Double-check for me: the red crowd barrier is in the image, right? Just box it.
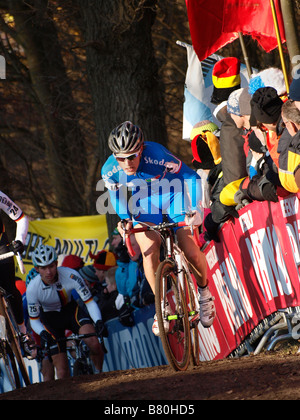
[197,193,300,361]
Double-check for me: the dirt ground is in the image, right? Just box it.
[1,349,300,401]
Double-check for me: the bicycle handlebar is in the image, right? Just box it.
[0,251,26,275]
[122,220,202,257]
[56,333,98,342]
[0,251,15,260]
[56,332,108,354]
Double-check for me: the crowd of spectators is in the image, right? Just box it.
[189,58,300,243]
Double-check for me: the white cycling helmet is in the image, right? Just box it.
[108,121,144,156]
[32,244,57,267]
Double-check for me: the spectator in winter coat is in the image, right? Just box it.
[280,99,300,192]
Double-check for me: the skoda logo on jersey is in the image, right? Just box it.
[144,156,165,166]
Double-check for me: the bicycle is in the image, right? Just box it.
[123,217,202,371]
[62,332,107,376]
[0,250,30,390]
[40,332,108,377]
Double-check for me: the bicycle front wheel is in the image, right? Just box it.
[155,260,190,371]
[0,338,21,390]
[0,295,30,387]
[184,268,200,366]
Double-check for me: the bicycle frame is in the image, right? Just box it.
[42,332,107,377]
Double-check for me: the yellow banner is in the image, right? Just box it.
[16,214,108,281]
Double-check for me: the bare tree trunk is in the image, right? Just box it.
[77,0,168,233]
[280,0,300,71]
[7,0,88,216]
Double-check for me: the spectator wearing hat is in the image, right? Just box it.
[211,57,241,108]
[110,227,122,252]
[279,99,300,193]
[228,87,252,130]
[210,58,248,187]
[79,265,99,286]
[218,87,252,211]
[250,87,284,169]
[89,250,117,284]
[61,254,84,271]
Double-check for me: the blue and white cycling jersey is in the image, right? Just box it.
[101,141,203,224]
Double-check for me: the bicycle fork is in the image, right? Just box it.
[175,251,200,328]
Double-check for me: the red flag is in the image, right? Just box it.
[223,0,286,52]
[185,0,238,61]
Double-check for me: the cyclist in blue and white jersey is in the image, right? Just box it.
[101,121,216,335]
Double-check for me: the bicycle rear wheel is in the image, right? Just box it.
[155,260,190,371]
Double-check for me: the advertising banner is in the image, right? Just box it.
[201,193,300,359]
[16,214,108,280]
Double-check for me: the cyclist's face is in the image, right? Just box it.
[115,150,142,175]
[36,261,58,284]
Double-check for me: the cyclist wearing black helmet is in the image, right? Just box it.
[102,121,216,336]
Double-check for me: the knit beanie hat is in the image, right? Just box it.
[227,88,243,116]
[250,87,283,126]
[79,265,99,283]
[89,250,117,271]
[211,57,241,105]
[190,120,221,170]
[289,74,300,102]
[61,254,84,270]
[239,87,252,115]
[248,68,286,96]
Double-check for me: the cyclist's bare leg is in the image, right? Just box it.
[177,228,207,287]
[52,352,70,379]
[80,323,104,372]
[134,225,161,294]
[41,358,55,382]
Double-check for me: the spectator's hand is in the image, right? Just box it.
[95,319,108,338]
[261,183,278,202]
[234,190,251,210]
[8,240,24,255]
[40,330,56,349]
[185,210,203,227]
